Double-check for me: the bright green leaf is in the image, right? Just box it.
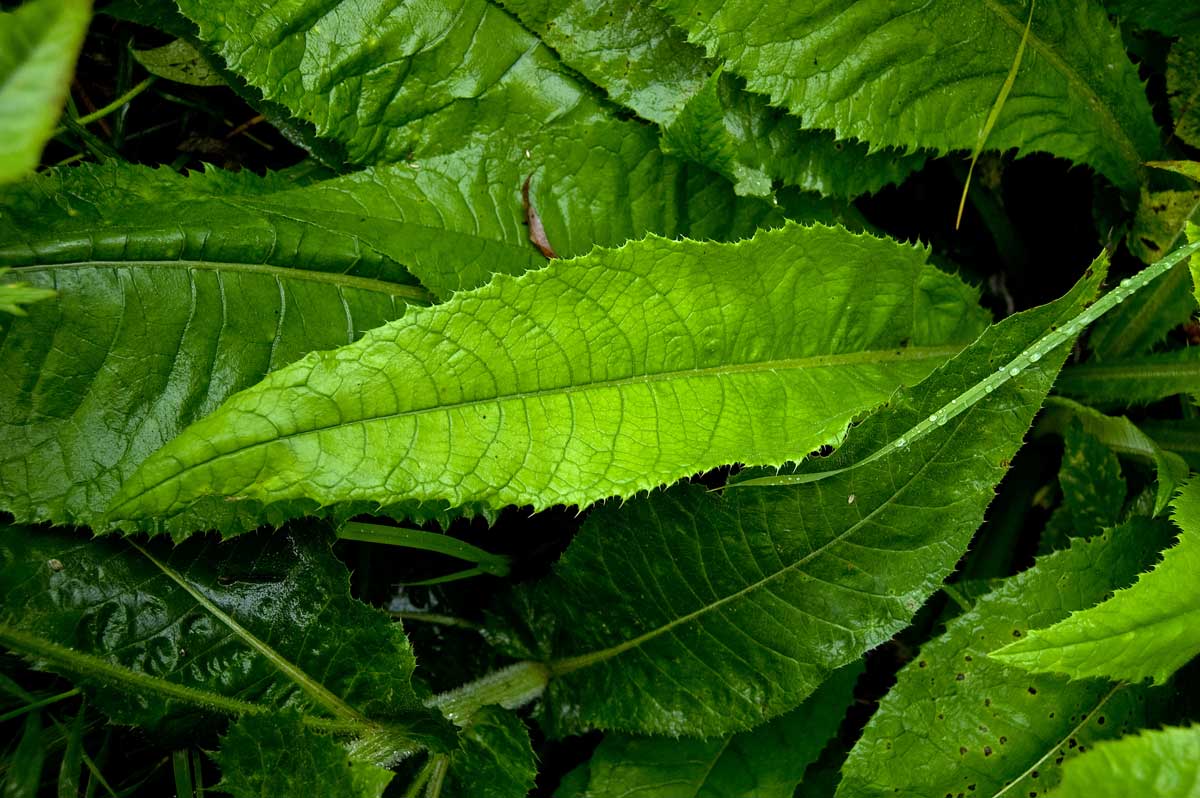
[106,223,988,530]
[0,267,54,315]
[571,664,860,798]
[0,0,91,185]
[837,518,1175,798]
[656,0,1161,193]
[1050,725,1200,798]
[992,478,1200,684]
[486,261,1100,737]
[214,712,394,798]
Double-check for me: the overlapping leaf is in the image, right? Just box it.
[497,0,922,198]
[1104,1,1200,36]
[1056,348,1200,405]
[557,664,860,798]
[106,223,988,529]
[0,524,448,751]
[485,261,1099,737]
[657,0,1160,192]
[0,0,90,185]
[441,707,537,798]
[837,518,1175,798]
[1050,725,1200,798]
[992,478,1200,683]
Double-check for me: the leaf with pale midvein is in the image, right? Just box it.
[0,524,449,752]
[496,0,921,198]
[835,518,1174,798]
[1049,725,1200,798]
[0,133,798,301]
[562,664,860,798]
[0,256,417,536]
[485,262,1101,737]
[214,713,394,798]
[992,479,1200,684]
[656,0,1160,193]
[106,223,988,529]
[0,0,91,185]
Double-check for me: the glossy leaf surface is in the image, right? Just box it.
[837,518,1174,798]
[657,0,1160,192]
[1050,725,1200,798]
[992,478,1200,684]
[108,224,988,527]
[488,263,1098,737]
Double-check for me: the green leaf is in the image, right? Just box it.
[132,39,225,87]
[0,249,419,535]
[836,517,1175,798]
[1039,418,1125,553]
[441,707,536,798]
[992,478,1200,684]
[0,0,91,185]
[5,712,47,798]
[656,0,1161,193]
[1038,397,1188,515]
[0,267,54,315]
[1055,348,1200,405]
[1103,1,1200,36]
[1089,260,1195,358]
[1128,189,1200,264]
[213,712,394,798]
[571,664,860,798]
[486,260,1100,737]
[107,223,987,529]
[496,0,922,198]
[1049,725,1200,798]
[1168,38,1200,149]
[0,524,448,755]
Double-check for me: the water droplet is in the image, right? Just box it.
[937,415,947,425]
[1009,367,1021,376]
[1030,352,1042,362]
[1120,278,1132,288]
[896,438,907,448]
[985,384,995,393]
[929,414,939,423]
[847,494,856,504]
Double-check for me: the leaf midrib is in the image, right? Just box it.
[548,404,967,676]
[112,342,963,511]
[9,260,433,302]
[980,0,1143,170]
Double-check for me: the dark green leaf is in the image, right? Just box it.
[1040,419,1126,552]
[1056,348,1200,405]
[214,712,393,798]
[572,664,860,798]
[441,707,536,798]
[837,517,1175,798]
[1103,1,1200,36]
[1168,38,1200,149]
[488,260,1100,737]
[4,713,46,798]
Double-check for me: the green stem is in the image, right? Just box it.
[426,662,549,724]
[338,522,510,577]
[57,77,156,135]
[390,612,482,631]
[0,687,80,724]
[424,755,449,798]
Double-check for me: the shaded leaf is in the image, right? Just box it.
[992,478,1200,684]
[1089,260,1195,358]
[1103,1,1200,36]
[1128,189,1200,264]
[0,524,446,754]
[107,224,988,530]
[497,0,922,198]
[441,707,536,798]
[486,261,1100,737]
[1040,419,1125,553]
[1168,38,1200,149]
[837,518,1174,798]
[572,664,860,798]
[1049,725,1200,798]
[0,0,90,185]
[1055,347,1200,405]
[656,0,1160,192]
[5,712,46,798]
[214,712,393,798]
[132,39,224,87]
